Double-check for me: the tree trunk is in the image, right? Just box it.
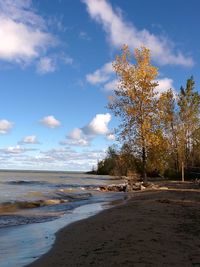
[171,123,179,172]
[142,146,147,182]
[181,161,185,182]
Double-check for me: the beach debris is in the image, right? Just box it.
[98,180,170,192]
[99,183,127,192]
[141,185,146,190]
[158,186,169,190]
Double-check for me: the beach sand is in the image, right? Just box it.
[27,185,200,267]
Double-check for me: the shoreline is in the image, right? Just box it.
[27,188,200,267]
[0,197,126,267]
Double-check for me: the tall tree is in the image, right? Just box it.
[177,76,200,170]
[109,45,159,182]
[158,89,179,171]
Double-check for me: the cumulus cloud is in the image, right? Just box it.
[86,61,119,91]
[0,0,57,65]
[156,78,176,95]
[86,62,113,84]
[0,119,13,134]
[68,128,83,140]
[65,128,90,147]
[40,115,61,128]
[87,60,175,98]
[83,113,111,135]
[104,79,119,91]
[66,128,89,146]
[83,0,193,67]
[63,113,112,147]
[19,135,39,144]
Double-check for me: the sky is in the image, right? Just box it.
[0,0,199,171]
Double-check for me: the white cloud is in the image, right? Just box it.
[3,145,24,154]
[37,57,56,74]
[68,128,83,140]
[156,78,175,95]
[0,145,35,155]
[86,62,113,84]
[0,0,57,64]
[37,54,73,74]
[40,115,61,128]
[20,135,39,144]
[0,119,13,134]
[104,79,118,91]
[106,133,115,141]
[86,62,119,91]
[0,0,44,26]
[0,146,105,171]
[60,138,89,147]
[37,147,106,171]
[64,113,112,147]
[0,144,107,171]
[84,113,111,135]
[83,0,193,67]
[87,61,175,97]
[66,128,89,146]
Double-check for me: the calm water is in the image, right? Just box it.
[0,170,126,267]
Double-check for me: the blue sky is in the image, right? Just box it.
[0,0,199,171]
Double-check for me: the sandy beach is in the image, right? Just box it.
[27,183,200,267]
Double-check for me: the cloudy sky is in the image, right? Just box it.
[0,0,199,171]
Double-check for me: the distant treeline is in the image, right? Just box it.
[94,46,200,181]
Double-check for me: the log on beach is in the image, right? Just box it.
[27,189,200,267]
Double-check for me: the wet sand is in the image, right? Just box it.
[27,186,200,267]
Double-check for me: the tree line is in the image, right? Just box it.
[96,45,200,181]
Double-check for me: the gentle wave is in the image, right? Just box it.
[0,192,92,213]
[3,180,101,190]
[0,191,93,228]
[4,180,51,186]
